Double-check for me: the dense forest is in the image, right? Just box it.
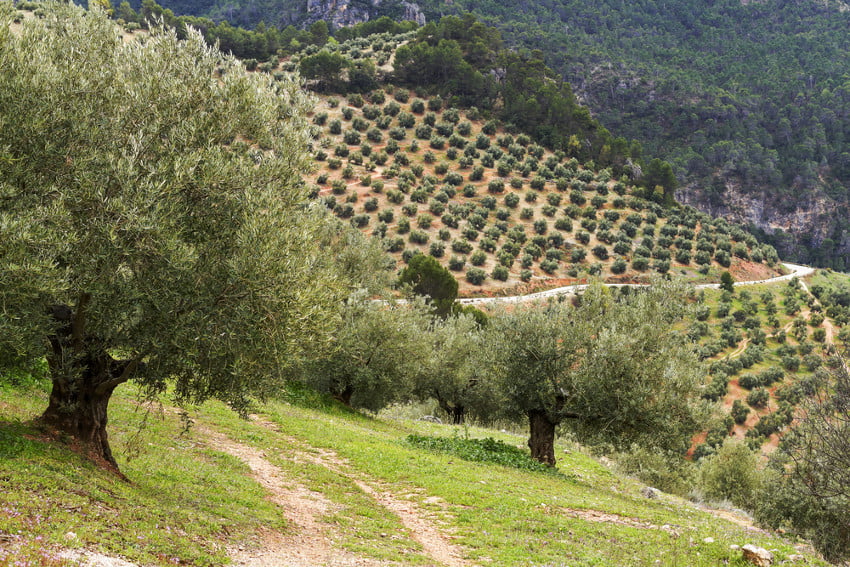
[138,0,850,270]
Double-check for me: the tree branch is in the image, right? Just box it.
[96,356,142,396]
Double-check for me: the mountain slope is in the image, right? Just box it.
[148,0,850,269]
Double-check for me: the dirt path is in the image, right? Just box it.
[201,421,472,567]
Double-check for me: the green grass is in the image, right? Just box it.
[0,381,282,566]
[0,378,828,566]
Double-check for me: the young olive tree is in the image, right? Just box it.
[0,5,344,470]
[488,281,708,466]
[301,294,431,411]
[416,314,500,425]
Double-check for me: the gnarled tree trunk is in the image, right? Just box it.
[334,384,355,406]
[39,297,137,473]
[527,409,558,466]
[41,370,120,470]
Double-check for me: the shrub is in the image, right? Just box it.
[448,256,465,271]
[746,388,770,408]
[466,268,487,285]
[488,180,505,194]
[470,250,487,266]
[631,256,649,271]
[429,242,445,258]
[452,239,473,254]
[429,136,446,150]
[415,124,432,140]
[343,130,361,145]
[698,441,761,509]
[611,258,627,274]
[731,399,750,425]
[540,259,559,274]
[409,230,429,244]
[492,265,509,281]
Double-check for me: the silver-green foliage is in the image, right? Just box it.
[300,293,431,412]
[0,4,341,410]
[487,280,710,464]
[416,314,500,424]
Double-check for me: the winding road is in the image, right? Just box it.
[456,263,816,306]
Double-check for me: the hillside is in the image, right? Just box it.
[305,85,782,295]
[0,381,829,566]
[3,5,850,565]
[144,0,850,270]
[249,22,830,457]
[269,27,782,295]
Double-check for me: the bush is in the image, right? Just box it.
[611,258,627,274]
[698,441,762,509]
[731,399,750,425]
[746,387,770,408]
[632,256,650,271]
[466,268,487,285]
[409,230,429,244]
[492,265,509,281]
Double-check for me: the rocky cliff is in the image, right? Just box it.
[678,181,850,270]
[305,0,425,28]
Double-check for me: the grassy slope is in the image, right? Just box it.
[0,381,827,566]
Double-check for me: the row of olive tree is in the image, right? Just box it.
[300,275,711,467]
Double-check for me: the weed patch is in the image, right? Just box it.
[404,434,564,477]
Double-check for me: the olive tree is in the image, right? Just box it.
[416,314,499,425]
[0,5,343,470]
[301,293,431,411]
[488,281,708,466]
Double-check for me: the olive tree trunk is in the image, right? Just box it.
[40,373,120,470]
[436,396,466,425]
[527,409,558,466]
[39,300,137,473]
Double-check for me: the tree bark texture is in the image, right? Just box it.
[39,298,135,472]
[527,409,558,466]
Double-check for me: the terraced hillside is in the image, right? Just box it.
[289,35,782,296]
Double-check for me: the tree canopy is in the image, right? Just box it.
[0,3,342,468]
[487,281,709,465]
[397,254,458,317]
